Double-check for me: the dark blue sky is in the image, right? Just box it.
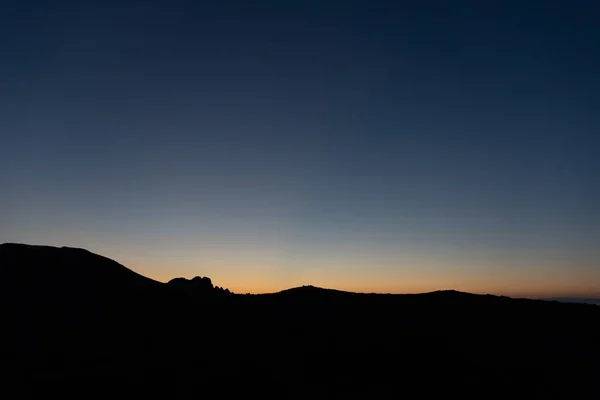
[2,1,599,296]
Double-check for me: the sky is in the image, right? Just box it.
[1,1,599,298]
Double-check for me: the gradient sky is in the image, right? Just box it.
[2,1,599,297]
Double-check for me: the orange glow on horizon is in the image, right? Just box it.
[143,269,599,299]
[19,240,597,300]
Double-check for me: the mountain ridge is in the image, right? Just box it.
[0,243,523,301]
[1,243,595,305]
[1,242,600,398]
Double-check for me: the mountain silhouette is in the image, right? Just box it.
[542,297,600,305]
[1,243,160,294]
[1,243,599,399]
[168,276,231,296]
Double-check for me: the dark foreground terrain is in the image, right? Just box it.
[1,243,599,399]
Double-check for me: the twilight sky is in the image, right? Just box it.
[1,1,599,297]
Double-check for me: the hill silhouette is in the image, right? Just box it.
[1,243,160,293]
[1,243,599,398]
[542,297,600,305]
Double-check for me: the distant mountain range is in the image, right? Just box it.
[1,243,599,398]
[541,297,600,305]
[2,242,593,304]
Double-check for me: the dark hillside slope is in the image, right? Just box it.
[0,244,190,378]
[0,243,159,294]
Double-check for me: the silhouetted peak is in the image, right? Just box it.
[167,276,232,296]
[430,290,470,296]
[192,276,213,286]
[168,276,213,289]
[280,285,325,293]
[0,243,160,294]
[277,285,352,298]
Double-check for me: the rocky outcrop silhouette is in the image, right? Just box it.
[168,276,213,290]
[167,276,232,297]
